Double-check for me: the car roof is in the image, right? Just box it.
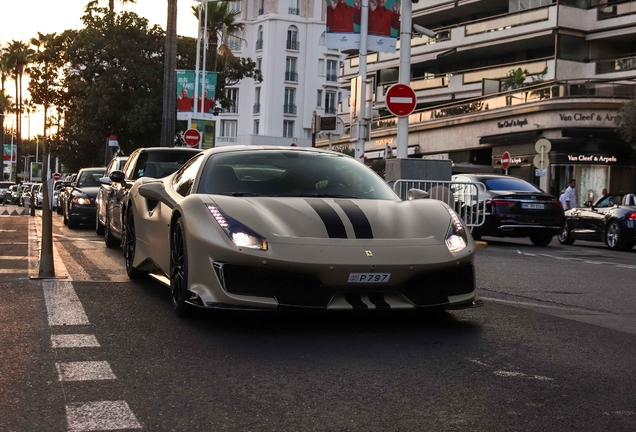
[455,174,526,181]
[138,147,201,153]
[200,145,352,158]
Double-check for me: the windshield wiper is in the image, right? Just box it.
[278,193,359,199]
[219,192,260,197]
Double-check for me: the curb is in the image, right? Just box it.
[475,241,488,250]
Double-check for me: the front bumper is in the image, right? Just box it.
[69,205,97,222]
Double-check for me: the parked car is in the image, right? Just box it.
[19,184,33,207]
[558,193,636,250]
[58,174,77,215]
[7,185,20,204]
[126,146,478,316]
[96,155,129,235]
[31,183,43,208]
[103,147,201,248]
[52,180,64,209]
[451,174,565,246]
[63,168,106,229]
[0,181,13,203]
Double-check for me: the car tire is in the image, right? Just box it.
[104,213,120,248]
[124,209,147,279]
[95,207,105,235]
[557,225,575,245]
[530,234,553,246]
[170,218,191,317]
[67,214,78,229]
[605,220,629,251]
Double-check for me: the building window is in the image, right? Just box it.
[285,57,298,82]
[228,1,241,13]
[289,0,300,15]
[284,88,297,114]
[318,59,325,75]
[317,89,323,107]
[319,31,326,45]
[256,26,263,50]
[287,26,299,50]
[283,120,294,138]
[258,0,264,15]
[325,91,336,114]
[253,87,261,114]
[326,60,338,82]
[227,33,241,51]
[253,120,260,135]
[257,57,262,72]
[221,120,238,137]
[223,88,239,113]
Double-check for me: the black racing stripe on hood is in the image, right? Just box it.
[367,293,390,310]
[344,294,368,309]
[305,199,347,239]
[335,200,373,239]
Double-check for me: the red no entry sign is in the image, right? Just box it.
[53,172,61,181]
[183,129,201,147]
[385,84,417,117]
[501,151,511,170]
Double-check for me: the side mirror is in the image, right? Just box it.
[407,188,429,200]
[109,170,125,184]
[584,201,592,208]
[100,176,112,186]
[138,182,176,209]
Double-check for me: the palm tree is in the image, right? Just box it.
[85,0,137,14]
[0,47,12,149]
[160,0,178,147]
[191,1,245,72]
[5,40,34,180]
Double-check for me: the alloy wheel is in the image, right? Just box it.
[170,220,190,316]
[606,222,620,249]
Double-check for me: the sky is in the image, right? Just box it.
[1,0,201,138]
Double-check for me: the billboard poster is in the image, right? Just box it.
[191,119,216,150]
[30,162,43,182]
[176,70,218,121]
[325,0,399,53]
[3,144,16,164]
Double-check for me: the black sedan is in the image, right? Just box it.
[558,193,636,250]
[63,167,106,229]
[452,174,565,246]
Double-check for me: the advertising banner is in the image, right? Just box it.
[30,162,43,182]
[3,144,16,164]
[325,0,399,53]
[176,70,218,121]
[191,119,216,150]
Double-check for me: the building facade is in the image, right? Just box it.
[324,0,636,204]
[216,0,348,147]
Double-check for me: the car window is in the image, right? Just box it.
[105,159,117,176]
[197,150,397,200]
[124,151,140,180]
[77,170,106,187]
[596,195,622,208]
[133,150,200,180]
[117,158,128,171]
[483,178,541,192]
[172,154,204,197]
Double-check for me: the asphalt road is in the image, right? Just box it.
[1,212,635,431]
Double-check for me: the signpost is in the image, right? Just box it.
[501,151,511,174]
[183,129,201,147]
[534,139,551,178]
[385,84,417,117]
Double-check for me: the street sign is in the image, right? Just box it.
[53,172,61,181]
[501,151,511,170]
[385,84,417,117]
[534,138,552,154]
[183,129,201,147]
[535,169,547,177]
[533,154,550,168]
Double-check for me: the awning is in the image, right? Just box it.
[479,130,541,145]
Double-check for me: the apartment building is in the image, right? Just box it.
[216,0,348,147]
[326,0,636,202]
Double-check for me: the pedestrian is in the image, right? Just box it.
[564,178,577,210]
[559,189,566,210]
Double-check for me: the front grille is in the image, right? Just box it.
[403,264,475,305]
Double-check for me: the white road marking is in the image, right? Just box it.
[66,401,142,431]
[43,281,90,326]
[0,255,31,260]
[56,361,116,381]
[51,334,100,348]
[517,249,636,270]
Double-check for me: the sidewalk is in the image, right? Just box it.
[0,203,29,216]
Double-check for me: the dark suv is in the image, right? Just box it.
[64,167,106,229]
[103,147,201,247]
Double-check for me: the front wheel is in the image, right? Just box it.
[104,212,120,248]
[606,220,629,251]
[170,218,191,317]
[95,206,105,235]
[557,225,575,245]
[123,209,147,279]
[530,234,553,246]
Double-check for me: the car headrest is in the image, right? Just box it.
[205,165,241,193]
[622,194,636,206]
[144,163,158,178]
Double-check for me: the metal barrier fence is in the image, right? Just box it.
[393,180,487,227]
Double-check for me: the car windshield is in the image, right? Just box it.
[594,194,624,208]
[197,150,398,200]
[77,170,106,187]
[0,182,13,189]
[134,150,199,180]
[483,178,541,192]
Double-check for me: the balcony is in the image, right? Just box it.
[598,1,636,20]
[253,103,261,114]
[221,104,238,114]
[462,59,549,84]
[288,7,300,15]
[285,71,298,82]
[464,7,550,36]
[218,137,238,143]
[256,39,263,50]
[596,55,636,74]
[324,106,337,115]
[326,74,338,82]
[258,7,264,15]
[286,40,300,50]
[284,104,297,114]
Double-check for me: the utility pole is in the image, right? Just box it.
[396,0,412,159]
[355,0,370,164]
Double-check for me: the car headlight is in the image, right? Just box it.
[72,196,93,206]
[445,208,468,253]
[207,203,268,251]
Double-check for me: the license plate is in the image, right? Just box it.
[522,203,545,210]
[348,273,391,283]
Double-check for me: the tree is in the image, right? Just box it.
[191,1,245,72]
[616,99,636,144]
[0,48,12,148]
[160,0,178,147]
[501,67,548,91]
[86,0,137,14]
[214,54,262,113]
